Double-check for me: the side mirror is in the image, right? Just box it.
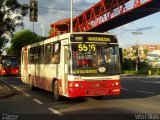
[119,48,123,64]
[66,50,71,59]
[65,46,71,59]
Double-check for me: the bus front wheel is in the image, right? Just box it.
[93,96,104,100]
[53,80,61,101]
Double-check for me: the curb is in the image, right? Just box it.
[0,91,15,98]
[0,80,15,98]
[121,74,160,77]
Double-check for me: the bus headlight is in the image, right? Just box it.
[75,83,79,87]
[115,82,119,86]
[69,82,81,88]
[112,82,119,86]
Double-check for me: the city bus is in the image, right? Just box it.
[21,32,121,101]
[0,55,19,76]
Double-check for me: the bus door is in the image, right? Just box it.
[61,45,70,95]
[21,47,29,83]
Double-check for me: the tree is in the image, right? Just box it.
[6,29,47,57]
[122,47,150,71]
[0,0,27,52]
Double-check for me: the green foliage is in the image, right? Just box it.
[6,0,19,8]
[0,0,27,51]
[122,70,137,74]
[122,69,160,75]
[138,61,150,70]
[121,46,160,75]
[7,29,47,57]
[122,58,136,70]
[137,69,149,75]
[149,68,160,75]
[122,58,160,75]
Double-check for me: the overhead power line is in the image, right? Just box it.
[39,6,84,12]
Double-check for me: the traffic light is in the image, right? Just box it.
[30,0,38,22]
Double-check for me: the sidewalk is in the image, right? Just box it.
[0,80,15,98]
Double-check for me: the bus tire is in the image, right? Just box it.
[53,80,61,101]
[94,96,104,100]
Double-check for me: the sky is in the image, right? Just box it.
[17,0,160,48]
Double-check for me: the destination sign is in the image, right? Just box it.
[70,34,118,43]
[88,37,110,42]
[73,69,97,74]
[77,44,96,52]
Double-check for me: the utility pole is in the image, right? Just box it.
[40,24,45,37]
[132,31,142,74]
[70,0,73,33]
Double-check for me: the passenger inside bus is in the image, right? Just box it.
[72,51,94,68]
[2,60,11,68]
[97,53,107,67]
[51,53,60,64]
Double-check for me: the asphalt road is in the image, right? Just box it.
[0,76,160,120]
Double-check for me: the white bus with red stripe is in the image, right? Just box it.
[21,32,121,101]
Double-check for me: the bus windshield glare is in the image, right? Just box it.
[71,43,120,75]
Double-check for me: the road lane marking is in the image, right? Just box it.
[121,87,157,95]
[136,90,155,94]
[23,93,31,97]
[157,95,160,97]
[153,82,160,84]
[13,86,17,89]
[13,86,24,92]
[140,80,160,84]
[16,88,24,92]
[121,88,129,91]
[48,108,63,116]
[33,99,43,104]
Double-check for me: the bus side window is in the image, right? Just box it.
[34,47,39,63]
[36,46,41,64]
[44,44,51,64]
[40,45,44,64]
[29,48,34,64]
[51,42,60,64]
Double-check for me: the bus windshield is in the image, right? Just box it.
[71,43,120,75]
[2,58,19,68]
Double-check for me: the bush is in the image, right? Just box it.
[149,68,160,75]
[137,69,148,75]
[122,70,137,74]
[122,68,160,75]
[122,59,136,70]
[121,58,160,75]
[138,61,150,70]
